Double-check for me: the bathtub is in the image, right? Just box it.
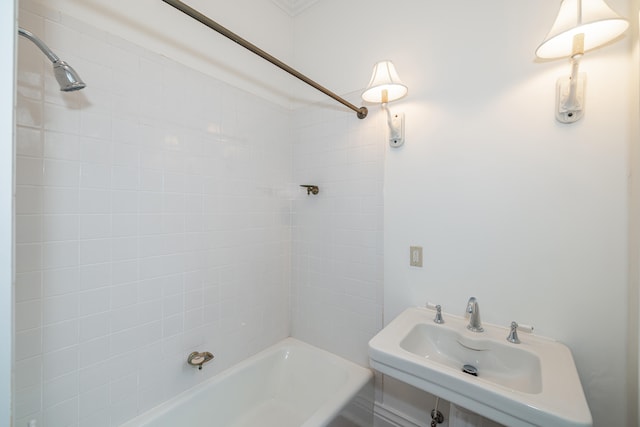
[121,338,373,427]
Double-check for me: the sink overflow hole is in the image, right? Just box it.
[462,364,478,376]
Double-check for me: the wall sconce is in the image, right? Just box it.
[361,60,408,147]
[535,0,628,123]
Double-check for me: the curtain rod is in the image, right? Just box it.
[161,0,368,119]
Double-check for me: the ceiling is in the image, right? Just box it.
[270,0,321,16]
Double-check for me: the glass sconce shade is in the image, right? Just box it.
[361,60,408,103]
[535,0,629,59]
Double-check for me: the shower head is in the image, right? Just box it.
[53,60,86,92]
[18,27,86,92]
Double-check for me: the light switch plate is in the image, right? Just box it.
[410,246,422,267]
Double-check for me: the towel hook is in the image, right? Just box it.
[300,185,319,195]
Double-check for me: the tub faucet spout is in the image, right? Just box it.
[466,297,483,332]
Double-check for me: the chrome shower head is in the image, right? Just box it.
[18,27,86,92]
[53,60,86,92]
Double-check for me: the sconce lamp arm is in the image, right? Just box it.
[382,103,394,128]
[563,55,582,112]
[382,102,405,147]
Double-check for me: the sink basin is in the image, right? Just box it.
[369,307,592,427]
[400,323,542,394]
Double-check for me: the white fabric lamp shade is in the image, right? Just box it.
[361,60,408,103]
[535,0,629,59]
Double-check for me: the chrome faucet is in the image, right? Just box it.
[465,297,483,332]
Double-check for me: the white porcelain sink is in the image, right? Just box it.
[400,322,543,394]
[369,307,592,427]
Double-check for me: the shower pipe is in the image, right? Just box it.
[18,27,86,92]
[161,0,368,119]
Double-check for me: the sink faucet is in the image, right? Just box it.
[466,297,484,332]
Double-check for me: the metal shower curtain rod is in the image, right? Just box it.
[161,0,368,119]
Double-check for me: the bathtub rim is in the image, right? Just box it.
[120,337,373,427]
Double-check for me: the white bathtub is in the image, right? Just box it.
[121,338,373,427]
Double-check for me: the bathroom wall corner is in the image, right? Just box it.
[0,1,16,426]
[629,5,640,426]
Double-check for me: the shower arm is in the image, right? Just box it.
[18,28,60,63]
[161,0,368,119]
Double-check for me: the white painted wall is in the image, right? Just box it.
[294,1,636,426]
[1,1,16,426]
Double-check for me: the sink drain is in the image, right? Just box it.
[462,364,478,376]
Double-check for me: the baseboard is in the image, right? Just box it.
[341,394,375,427]
[331,382,376,427]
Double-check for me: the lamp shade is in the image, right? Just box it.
[361,60,408,103]
[535,0,629,59]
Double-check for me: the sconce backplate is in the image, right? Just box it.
[555,73,586,124]
[389,112,405,147]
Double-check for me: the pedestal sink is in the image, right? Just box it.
[368,306,592,427]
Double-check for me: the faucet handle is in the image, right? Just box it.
[426,302,445,324]
[507,321,521,344]
[434,305,444,324]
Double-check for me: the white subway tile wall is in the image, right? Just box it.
[290,102,384,366]
[15,3,292,426]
